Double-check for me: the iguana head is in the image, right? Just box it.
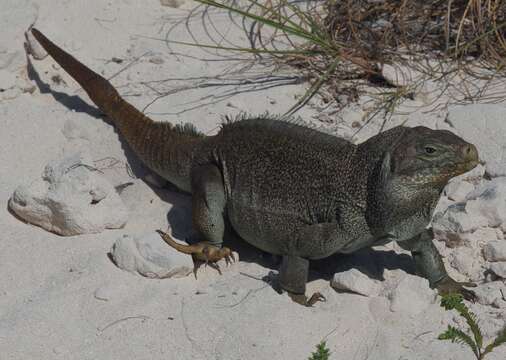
[389,126,479,186]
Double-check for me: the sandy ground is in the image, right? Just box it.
[1,1,505,359]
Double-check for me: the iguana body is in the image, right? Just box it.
[32,28,479,305]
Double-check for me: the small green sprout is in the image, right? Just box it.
[308,341,331,360]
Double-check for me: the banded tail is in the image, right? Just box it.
[31,28,203,192]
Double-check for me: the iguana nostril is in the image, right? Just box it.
[463,144,478,161]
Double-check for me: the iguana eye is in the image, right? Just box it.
[424,146,437,154]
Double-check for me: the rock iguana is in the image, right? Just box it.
[31,28,479,306]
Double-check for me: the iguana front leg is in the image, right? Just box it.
[157,164,235,278]
[398,228,477,301]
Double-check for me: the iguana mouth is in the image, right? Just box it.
[450,158,479,178]
[432,152,479,183]
[461,158,479,172]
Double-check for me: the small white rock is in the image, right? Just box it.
[444,180,475,202]
[483,241,506,262]
[460,227,501,249]
[25,28,48,60]
[110,232,193,279]
[489,262,506,279]
[449,247,483,281]
[432,203,488,244]
[148,56,164,65]
[331,268,381,297]
[450,210,488,233]
[388,274,436,316]
[465,178,506,228]
[381,64,412,87]
[94,285,113,301]
[160,0,185,8]
[9,151,128,235]
[474,283,504,306]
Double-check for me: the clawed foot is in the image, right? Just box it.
[288,291,326,307]
[435,276,477,302]
[156,230,235,279]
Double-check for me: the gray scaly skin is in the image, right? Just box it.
[32,28,479,306]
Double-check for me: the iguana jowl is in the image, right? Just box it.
[31,28,479,306]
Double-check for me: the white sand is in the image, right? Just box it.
[1,1,505,359]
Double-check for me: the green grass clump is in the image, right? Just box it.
[308,341,331,360]
[438,293,506,360]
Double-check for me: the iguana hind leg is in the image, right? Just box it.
[157,164,234,278]
[279,255,326,307]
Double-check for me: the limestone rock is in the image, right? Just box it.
[388,274,436,315]
[9,151,128,235]
[381,64,412,87]
[432,203,488,247]
[447,104,506,177]
[474,283,504,306]
[331,269,381,297]
[24,28,48,60]
[160,0,185,8]
[444,180,475,202]
[94,284,116,301]
[465,178,506,228]
[432,195,453,217]
[110,232,193,278]
[459,227,502,249]
[489,262,506,279]
[448,247,483,281]
[483,241,506,262]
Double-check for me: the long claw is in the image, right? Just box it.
[209,262,222,275]
[225,254,234,266]
[193,262,203,280]
[461,282,477,288]
[461,288,477,303]
[288,291,326,307]
[435,276,477,303]
[307,292,326,307]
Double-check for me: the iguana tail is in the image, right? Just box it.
[31,28,203,192]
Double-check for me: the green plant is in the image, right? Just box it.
[438,293,506,360]
[154,1,506,130]
[308,341,331,360]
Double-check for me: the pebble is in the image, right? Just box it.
[331,269,381,297]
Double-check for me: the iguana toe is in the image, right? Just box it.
[156,229,234,278]
[288,291,326,307]
[435,276,477,303]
